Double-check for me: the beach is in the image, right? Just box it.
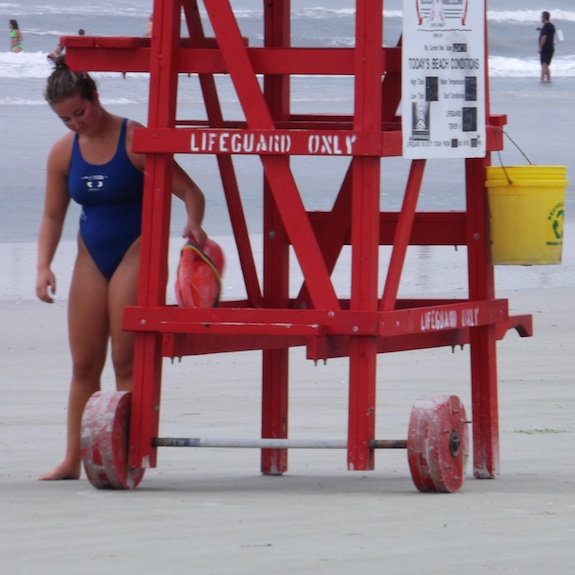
[1,1,575,573]
[1,287,574,574]
[1,170,574,574]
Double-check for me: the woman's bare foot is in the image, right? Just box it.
[39,460,82,481]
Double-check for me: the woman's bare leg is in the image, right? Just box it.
[108,240,140,391]
[40,245,109,480]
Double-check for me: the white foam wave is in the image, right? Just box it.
[292,8,402,19]
[487,9,575,24]
[5,3,574,23]
[0,98,45,106]
[100,97,141,105]
[3,4,147,18]
[0,52,53,79]
[0,41,574,87]
[0,52,152,80]
[489,55,575,78]
[296,8,575,23]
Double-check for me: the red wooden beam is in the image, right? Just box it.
[203,0,340,311]
[133,127,395,156]
[380,159,426,311]
[182,0,263,307]
[128,0,183,470]
[124,298,508,337]
[161,311,532,360]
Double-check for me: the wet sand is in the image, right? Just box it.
[1,286,574,574]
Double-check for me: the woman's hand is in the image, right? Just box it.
[183,221,207,247]
[36,266,57,303]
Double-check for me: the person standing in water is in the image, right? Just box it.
[538,11,556,83]
[145,14,153,37]
[36,57,207,480]
[8,19,23,52]
[48,28,86,61]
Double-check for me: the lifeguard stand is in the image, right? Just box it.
[64,0,532,492]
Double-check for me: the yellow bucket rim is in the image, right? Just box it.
[486,165,568,188]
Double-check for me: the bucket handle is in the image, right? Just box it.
[495,130,534,184]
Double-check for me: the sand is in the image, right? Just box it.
[1,285,574,574]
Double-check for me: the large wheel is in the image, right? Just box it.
[81,391,145,490]
[407,395,469,493]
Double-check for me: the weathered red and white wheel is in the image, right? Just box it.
[81,391,145,490]
[407,395,469,493]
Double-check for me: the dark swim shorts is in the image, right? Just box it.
[540,50,554,66]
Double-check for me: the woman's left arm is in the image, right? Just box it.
[171,161,207,246]
[127,120,207,245]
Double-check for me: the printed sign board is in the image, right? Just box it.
[402,0,486,159]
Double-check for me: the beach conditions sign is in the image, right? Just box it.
[402,0,486,159]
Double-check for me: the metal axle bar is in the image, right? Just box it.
[153,437,407,449]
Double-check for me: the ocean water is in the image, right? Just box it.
[1,0,574,82]
[0,0,574,300]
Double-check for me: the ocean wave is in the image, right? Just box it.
[0,52,150,79]
[1,47,574,86]
[489,55,575,78]
[293,8,403,19]
[2,4,147,18]
[289,8,575,23]
[0,52,53,79]
[0,98,45,106]
[487,9,575,24]
[6,2,574,23]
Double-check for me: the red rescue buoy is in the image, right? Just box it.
[175,238,225,308]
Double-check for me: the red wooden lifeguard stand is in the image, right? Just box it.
[65,0,532,492]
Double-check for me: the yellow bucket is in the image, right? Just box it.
[485,165,568,265]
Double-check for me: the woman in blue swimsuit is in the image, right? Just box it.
[36,57,207,480]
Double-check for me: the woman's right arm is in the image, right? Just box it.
[36,138,72,303]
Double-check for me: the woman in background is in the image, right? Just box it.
[8,19,23,52]
[48,28,86,61]
[145,14,153,37]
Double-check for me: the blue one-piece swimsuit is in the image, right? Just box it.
[68,118,144,279]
